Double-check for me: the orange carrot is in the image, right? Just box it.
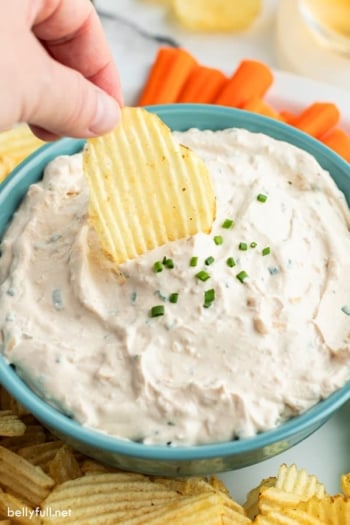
[242,97,281,120]
[138,47,197,106]
[292,102,340,138]
[176,65,227,103]
[214,60,274,108]
[279,110,297,124]
[321,128,350,162]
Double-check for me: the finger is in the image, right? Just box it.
[28,125,61,142]
[22,35,121,138]
[32,0,123,104]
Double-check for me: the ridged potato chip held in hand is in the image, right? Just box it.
[83,107,216,265]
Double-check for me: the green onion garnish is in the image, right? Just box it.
[239,242,248,251]
[190,256,198,267]
[164,258,174,269]
[226,257,236,268]
[204,288,215,308]
[213,235,223,245]
[262,246,271,256]
[169,293,179,304]
[222,218,234,229]
[150,305,165,317]
[257,193,268,203]
[250,242,257,248]
[236,270,248,283]
[205,256,215,266]
[195,270,210,282]
[153,261,163,273]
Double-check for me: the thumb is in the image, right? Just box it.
[23,44,121,139]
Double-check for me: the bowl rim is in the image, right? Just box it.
[0,103,349,461]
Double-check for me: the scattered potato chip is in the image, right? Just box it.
[341,473,350,497]
[0,410,26,437]
[120,492,251,525]
[0,490,41,525]
[17,441,63,471]
[171,0,261,32]
[298,494,350,524]
[41,472,182,524]
[0,445,54,506]
[79,457,121,475]
[258,486,305,515]
[0,424,46,451]
[0,125,44,182]
[47,445,82,484]
[254,508,324,524]
[275,464,326,500]
[83,106,216,265]
[244,476,277,520]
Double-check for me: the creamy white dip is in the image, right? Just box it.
[0,128,350,446]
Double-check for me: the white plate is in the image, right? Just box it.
[98,4,350,502]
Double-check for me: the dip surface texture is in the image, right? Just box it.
[1,128,350,446]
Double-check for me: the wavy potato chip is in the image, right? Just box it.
[244,476,277,520]
[254,508,324,524]
[41,472,182,524]
[0,445,54,506]
[275,464,326,500]
[120,492,251,525]
[0,125,44,182]
[0,491,41,525]
[298,494,350,524]
[0,410,26,437]
[341,473,350,497]
[83,106,216,265]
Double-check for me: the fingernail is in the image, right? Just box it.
[90,91,121,135]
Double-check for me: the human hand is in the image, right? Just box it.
[0,0,123,140]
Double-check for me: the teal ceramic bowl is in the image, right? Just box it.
[0,104,349,476]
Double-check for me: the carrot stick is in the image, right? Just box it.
[138,47,197,106]
[292,102,340,138]
[214,60,274,108]
[279,110,297,124]
[242,97,281,120]
[176,65,227,103]
[321,128,350,162]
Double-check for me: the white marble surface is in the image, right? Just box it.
[95,0,350,503]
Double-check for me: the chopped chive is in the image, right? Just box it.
[204,288,215,308]
[153,261,163,273]
[190,256,199,267]
[226,257,236,268]
[257,193,268,203]
[169,293,179,304]
[250,242,257,248]
[262,246,271,256]
[236,270,248,283]
[195,270,210,282]
[239,242,248,251]
[150,305,165,317]
[222,218,234,229]
[213,235,223,245]
[341,305,350,316]
[162,256,167,264]
[268,266,279,275]
[205,256,215,266]
[164,258,174,269]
